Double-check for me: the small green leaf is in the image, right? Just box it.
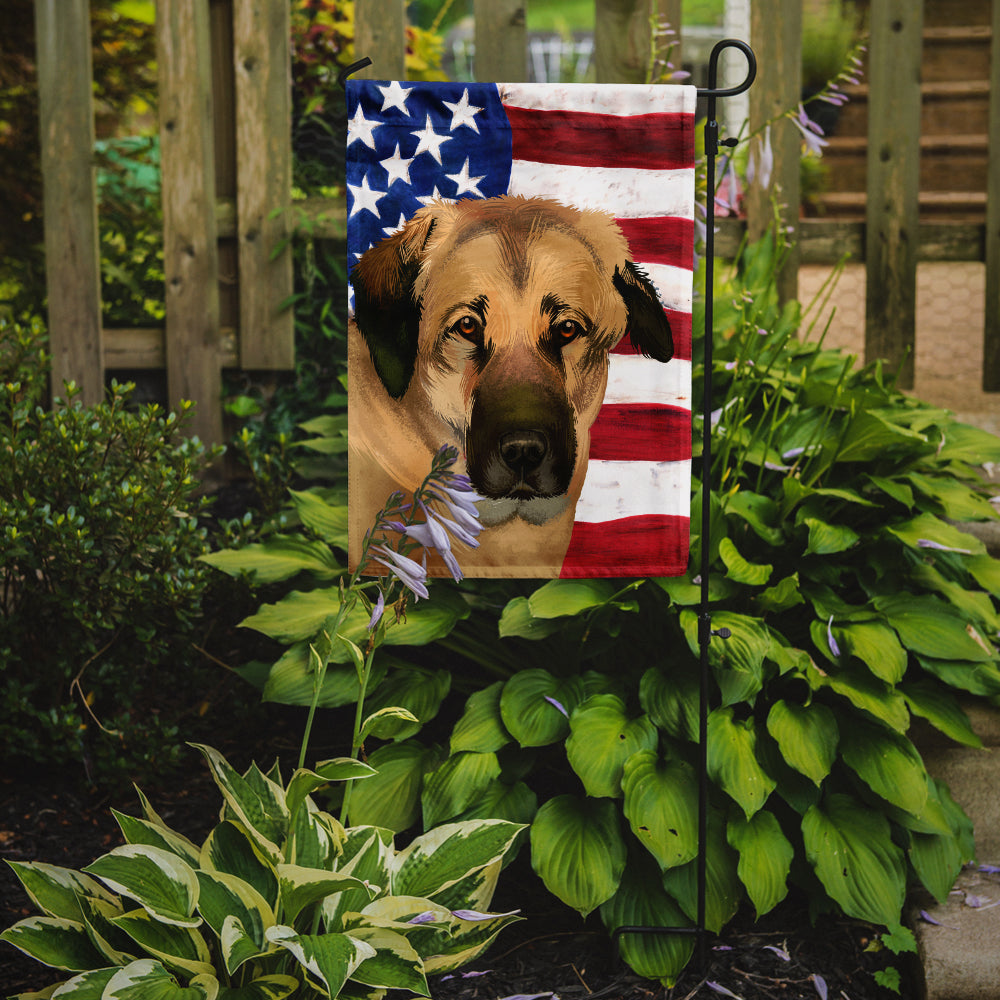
[421,751,502,828]
[526,579,618,618]
[639,664,699,743]
[875,594,995,662]
[765,700,838,786]
[886,512,985,557]
[450,682,511,754]
[499,670,584,747]
[718,537,773,585]
[901,680,982,748]
[727,811,793,917]
[803,517,859,556]
[288,488,348,545]
[200,536,342,584]
[839,718,929,817]
[707,708,776,818]
[497,596,563,639]
[346,740,441,832]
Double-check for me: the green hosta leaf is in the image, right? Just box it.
[530,795,626,917]
[453,779,538,827]
[566,695,658,798]
[112,812,201,868]
[285,759,375,823]
[909,823,966,905]
[901,680,982,748]
[195,871,273,973]
[639,664,699,742]
[866,474,914,509]
[347,740,441,832]
[621,751,698,871]
[839,718,929,816]
[875,594,995,662]
[288,488,348,546]
[200,535,342,583]
[4,862,118,923]
[724,490,784,546]
[906,473,998,522]
[393,820,524,901]
[111,909,214,978]
[360,706,421,743]
[654,573,737,606]
[362,667,451,740]
[261,643,387,709]
[527,579,619,617]
[76,894,136,966]
[499,670,584,747]
[718,537,772,586]
[0,916,107,971]
[345,926,428,994]
[83,846,200,928]
[497,596,563,639]
[216,975,299,1000]
[886,512,985,557]
[707,708,776,818]
[661,810,741,933]
[277,865,374,925]
[802,793,906,926]
[200,822,278,910]
[421,751,502,828]
[727,811,793,918]
[681,610,770,706]
[935,421,1000,464]
[835,621,907,684]
[803,517,859,556]
[191,746,287,862]
[808,661,910,732]
[450,682,511,754]
[916,655,1000,697]
[967,553,1000,597]
[265,926,375,997]
[755,573,804,614]
[599,852,694,987]
[911,562,1000,633]
[835,410,927,463]
[765,700,838,786]
[103,959,218,999]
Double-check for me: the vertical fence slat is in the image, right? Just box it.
[746,0,801,304]
[354,0,406,79]
[864,0,923,389]
[474,0,526,82]
[594,0,652,84]
[233,0,294,369]
[983,0,1000,390]
[157,0,223,445]
[34,0,103,405]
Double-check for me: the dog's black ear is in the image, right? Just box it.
[613,261,673,363]
[352,214,436,399]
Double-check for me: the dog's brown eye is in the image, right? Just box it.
[454,315,482,342]
[555,320,582,343]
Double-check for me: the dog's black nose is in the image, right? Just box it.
[500,430,547,473]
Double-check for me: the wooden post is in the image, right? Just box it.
[34,0,104,405]
[233,0,294,369]
[594,0,652,84]
[983,0,1000,390]
[864,0,923,389]
[474,0,526,82]
[157,0,223,445]
[354,0,406,79]
[746,0,801,305]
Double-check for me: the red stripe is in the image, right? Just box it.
[615,308,692,362]
[506,106,694,171]
[616,217,694,268]
[589,405,691,463]
[560,515,690,578]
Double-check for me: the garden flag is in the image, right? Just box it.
[347,80,695,578]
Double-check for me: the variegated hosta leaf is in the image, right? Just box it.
[285,760,375,824]
[112,810,201,868]
[344,926,429,995]
[322,829,393,931]
[450,681,511,754]
[195,871,274,973]
[46,966,118,997]
[599,853,694,987]
[265,926,376,998]
[102,958,218,999]
[765,700,838,786]
[110,908,214,978]
[276,864,375,925]
[191,745,287,863]
[621,751,699,871]
[424,859,501,916]
[391,820,524,901]
[214,974,300,999]
[200,822,278,910]
[4,861,118,922]
[288,801,344,870]
[727,810,793,918]
[802,793,906,926]
[706,707,776,819]
[422,907,522,975]
[566,695,658,799]
[77,894,136,966]
[529,795,626,917]
[83,846,200,928]
[420,751,502,829]
[0,916,107,971]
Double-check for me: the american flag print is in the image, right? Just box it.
[347,80,694,579]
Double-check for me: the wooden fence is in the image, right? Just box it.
[34,0,1000,445]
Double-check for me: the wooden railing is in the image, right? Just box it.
[32,0,1000,445]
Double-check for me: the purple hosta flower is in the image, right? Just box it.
[812,974,828,1000]
[827,616,842,658]
[367,590,385,631]
[715,157,742,216]
[544,695,569,718]
[979,864,1000,874]
[747,124,774,191]
[792,104,829,157]
[407,911,438,925]
[707,983,742,999]
[763,944,791,962]
[917,538,973,555]
[451,908,521,921]
[371,544,429,600]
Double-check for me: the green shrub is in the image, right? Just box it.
[0,317,221,783]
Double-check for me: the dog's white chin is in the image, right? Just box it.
[476,494,570,527]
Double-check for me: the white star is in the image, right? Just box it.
[411,115,452,164]
[348,175,386,218]
[377,80,411,114]
[416,186,455,207]
[443,89,484,132]
[380,144,414,186]
[383,214,409,237]
[446,158,486,197]
[347,105,379,149]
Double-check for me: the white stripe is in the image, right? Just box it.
[638,262,693,313]
[509,161,695,220]
[604,355,691,410]
[575,459,692,521]
[499,82,697,117]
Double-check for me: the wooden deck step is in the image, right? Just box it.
[813,190,987,222]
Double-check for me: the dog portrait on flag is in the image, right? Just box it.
[347,81,696,579]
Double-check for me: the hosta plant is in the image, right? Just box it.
[1,744,523,999]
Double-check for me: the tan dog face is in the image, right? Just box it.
[351,195,673,529]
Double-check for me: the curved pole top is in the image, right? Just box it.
[697,39,756,99]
